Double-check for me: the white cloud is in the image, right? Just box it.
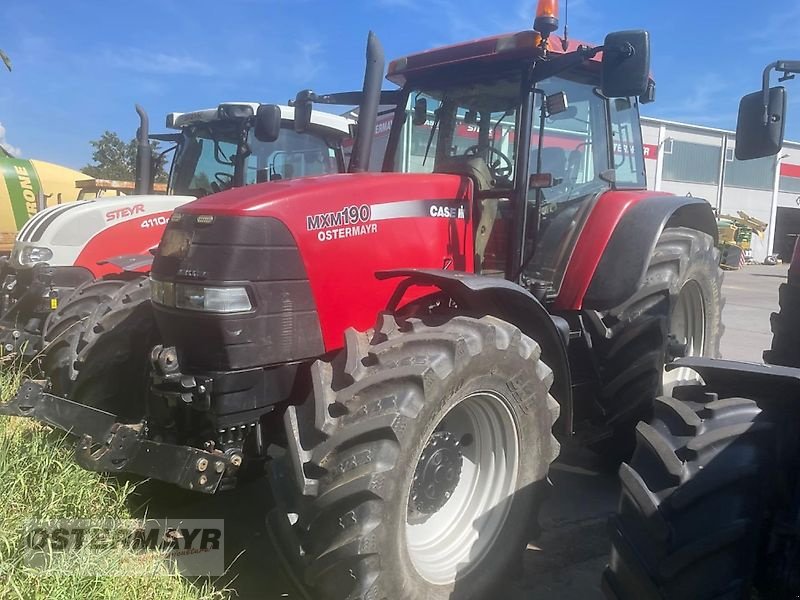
[658,74,735,125]
[108,49,216,76]
[0,122,21,157]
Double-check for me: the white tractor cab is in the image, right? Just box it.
[0,103,353,356]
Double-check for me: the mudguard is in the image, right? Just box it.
[668,357,800,400]
[556,193,718,311]
[377,268,573,434]
[97,253,155,273]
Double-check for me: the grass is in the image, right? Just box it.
[0,363,229,600]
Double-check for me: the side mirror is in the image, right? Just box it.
[413,97,428,126]
[255,104,282,143]
[293,89,314,134]
[735,87,787,160]
[601,30,650,98]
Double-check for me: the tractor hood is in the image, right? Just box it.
[161,172,476,350]
[11,194,193,272]
[179,172,469,219]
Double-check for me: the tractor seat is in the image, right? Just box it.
[435,156,495,192]
[530,147,568,183]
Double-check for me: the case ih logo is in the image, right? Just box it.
[106,204,145,222]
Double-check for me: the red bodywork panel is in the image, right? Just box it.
[553,190,672,311]
[180,175,671,347]
[182,173,475,350]
[387,30,601,85]
[74,211,172,278]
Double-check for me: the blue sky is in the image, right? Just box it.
[2,0,799,168]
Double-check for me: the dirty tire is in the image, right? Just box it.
[603,386,773,600]
[41,278,129,343]
[587,227,724,461]
[277,313,560,600]
[764,282,800,367]
[42,276,154,419]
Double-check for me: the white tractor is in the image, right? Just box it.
[0,102,352,358]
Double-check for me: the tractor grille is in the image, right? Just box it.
[151,213,323,372]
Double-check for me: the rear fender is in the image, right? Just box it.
[556,193,718,311]
[97,253,154,274]
[377,268,573,435]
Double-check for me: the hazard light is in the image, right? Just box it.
[534,0,559,36]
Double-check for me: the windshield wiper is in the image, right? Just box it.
[422,97,446,167]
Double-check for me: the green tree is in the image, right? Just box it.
[82,131,168,183]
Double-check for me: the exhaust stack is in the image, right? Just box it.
[349,32,385,173]
[134,104,152,194]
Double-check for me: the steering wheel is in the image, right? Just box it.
[214,172,234,191]
[464,145,513,181]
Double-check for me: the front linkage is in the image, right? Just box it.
[0,379,237,494]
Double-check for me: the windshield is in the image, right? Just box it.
[390,72,614,290]
[391,73,522,188]
[169,123,343,196]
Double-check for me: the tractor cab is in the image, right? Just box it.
[164,103,350,196]
[383,29,652,294]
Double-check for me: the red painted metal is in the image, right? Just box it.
[74,211,172,278]
[553,190,672,311]
[182,173,475,350]
[387,30,600,85]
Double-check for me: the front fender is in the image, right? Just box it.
[377,269,573,435]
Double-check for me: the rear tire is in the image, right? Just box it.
[277,313,560,600]
[764,282,800,367]
[42,276,154,419]
[603,385,774,599]
[588,227,723,461]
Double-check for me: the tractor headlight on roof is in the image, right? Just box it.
[150,278,252,314]
[18,246,53,266]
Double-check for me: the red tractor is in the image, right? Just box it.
[2,3,724,598]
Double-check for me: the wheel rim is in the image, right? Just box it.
[405,390,520,585]
[663,280,706,394]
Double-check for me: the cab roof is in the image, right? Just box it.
[167,103,353,135]
[387,30,600,85]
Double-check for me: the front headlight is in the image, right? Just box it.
[175,284,252,313]
[151,278,251,314]
[18,246,54,266]
[150,278,175,307]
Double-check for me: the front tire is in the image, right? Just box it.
[278,313,560,599]
[603,386,773,599]
[41,276,154,419]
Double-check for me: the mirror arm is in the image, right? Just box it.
[762,61,800,125]
[532,45,599,85]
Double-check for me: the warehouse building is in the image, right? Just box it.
[640,117,800,263]
[359,108,800,264]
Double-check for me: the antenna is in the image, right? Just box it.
[561,0,569,51]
